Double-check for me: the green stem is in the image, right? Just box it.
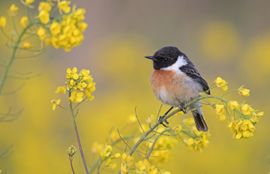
[128,95,226,156]
[69,102,89,174]
[0,23,34,94]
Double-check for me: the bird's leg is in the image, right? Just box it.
[179,103,187,113]
[158,106,174,127]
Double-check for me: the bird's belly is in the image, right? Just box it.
[151,70,201,106]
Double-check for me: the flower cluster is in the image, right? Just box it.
[51,67,95,110]
[120,153,170,174]
[213,77,264,139]
[36,1,88,51]
[148,133,177,163]
[174,118,210,151]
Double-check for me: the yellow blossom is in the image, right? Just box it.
[69,91,84,103]
[228,120,255,139]
[51,99,61,111]
[55,86,66,94]
[109,129,120,142]
[23,0,35,6]
[22,41,32,49]
[58,1,71,13]
[121,153,134,174]
[215,104,226,120]
[214,77,228,91]
[252,111,264,123]
[66,67,79,80]
[45,7,87,51]
[128,113,137,123]
[228,100,239,110]
[20,16,29,28]
[0,16,7,28]
[99,145,112,159]
[241,104,254,116]
[9,4,19,16]
[50,22,61,36]
[37,27,47,40]
[38,10,50,24]
[39,2,52,12]
[238,86,250,97]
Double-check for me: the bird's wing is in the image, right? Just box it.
[179,65,210,94]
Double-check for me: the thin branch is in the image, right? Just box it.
[69,102,89,174]
[0,83,25,96]
[69,156,76,174]
[128,95,226,156]
[116,129,131,150]
[134,107,145,133]
[146,130,169,159]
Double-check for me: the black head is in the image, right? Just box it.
[145,46,187,70]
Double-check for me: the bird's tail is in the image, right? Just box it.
[192,110,208,132]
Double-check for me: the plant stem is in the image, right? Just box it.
[128,95,225,156]
[129,108,181,156]
[69,157,76,174]
[0,23,34,94]
[69,102,89,174]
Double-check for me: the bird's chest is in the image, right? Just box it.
[151,70,200,106]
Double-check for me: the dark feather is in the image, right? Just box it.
[179,65,210,95]
[192,110,208,131]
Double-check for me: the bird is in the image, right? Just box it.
[145,46,210,131]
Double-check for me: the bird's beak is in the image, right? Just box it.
[145,56,156,61]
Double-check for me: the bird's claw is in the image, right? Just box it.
[158,115,169,127]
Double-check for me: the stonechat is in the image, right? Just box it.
[145,46,210,131]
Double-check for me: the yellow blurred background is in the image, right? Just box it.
[0,0,270,173]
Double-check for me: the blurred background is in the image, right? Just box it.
[0,0,270,173]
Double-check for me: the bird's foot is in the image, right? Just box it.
[179,103,187,114]
[158,115,169,127]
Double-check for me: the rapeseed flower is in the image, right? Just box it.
[0,17,7,28]
[214,77,228,91]
[228,120,255,139]
[238,86,250,97]
[20,16,29,28]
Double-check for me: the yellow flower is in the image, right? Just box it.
[214,77,228,91]
[22,41,32,49]
[38,10,50,24]
[37,27,47,40]
[99,145,112,159]
[69,91,84,103]
[55,86,66,94]
[39,2,52,12]
[58,1,71,13]
[78,22,88,31]
[51,99,61,111]
[20,16,29,28]
[66,67,79,80]
[241,104,254,116]
[44,7,87,51]
[238,86,250,97]
[23,0,35,6]
[120,153,134,174]
[0,16,7,28]
[9,4,19,16]
[228,120,255,139]
[50,22,61,36]
[215,104,226,120]
[228,100,239,110]
[252,111,264,123]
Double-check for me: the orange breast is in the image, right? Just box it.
[151,70,200,106]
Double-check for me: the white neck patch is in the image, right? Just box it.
[161,55,187,72]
